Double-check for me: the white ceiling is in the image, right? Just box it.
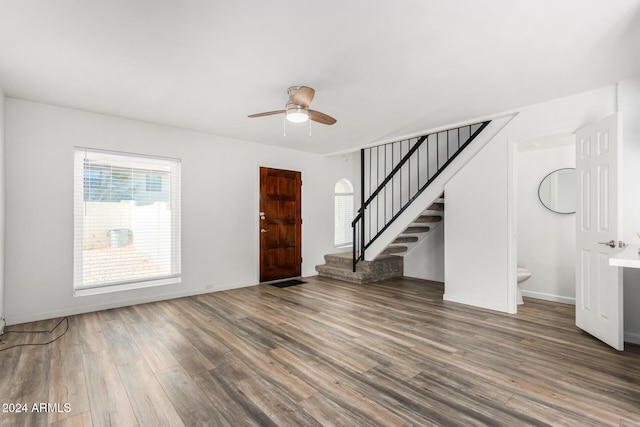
[1,0,639,155]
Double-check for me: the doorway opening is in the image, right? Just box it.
[516,134,576,307]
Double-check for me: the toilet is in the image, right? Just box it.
[516,267,532,305]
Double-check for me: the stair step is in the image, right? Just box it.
[414,215,442,223]
[404,226,430,234]
[315,264,376,284]
[381,246,407,255]
[393,236,419,244]
[323,252,360,269]
[428,202,444,211]
[323,252,403,270]
[316,253,403,284]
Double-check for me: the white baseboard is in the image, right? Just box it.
[302,269,321,278]
[4,279,257,326]
[625,330,640,345]
[521,290,575,305]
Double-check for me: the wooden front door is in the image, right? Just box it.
[259,167,302,282]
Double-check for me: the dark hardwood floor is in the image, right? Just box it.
[1,276,639,426]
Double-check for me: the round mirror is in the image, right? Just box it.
[538,168,576,214]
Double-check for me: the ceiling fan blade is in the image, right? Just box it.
[291,86,315,107]
[248,110,285,118]
[309,110,337,125]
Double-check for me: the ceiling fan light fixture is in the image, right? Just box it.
[248,86,335,126]
[285,103,309,123]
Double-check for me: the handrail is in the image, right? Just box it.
[352,120,491,271]
[361,134,429,208]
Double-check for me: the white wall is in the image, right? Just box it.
[619,76,640,344]
[4,99,358,325]
[444,125,513,311]
[0,87,5,332]
[444,85,617,313]
[403,223,445,282]
[516,136,575,304]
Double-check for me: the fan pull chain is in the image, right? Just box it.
[308,117,312,137]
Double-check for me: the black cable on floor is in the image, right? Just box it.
[0,317,69,352]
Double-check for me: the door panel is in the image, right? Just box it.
[260,167,302,282]
[575,113,623,351]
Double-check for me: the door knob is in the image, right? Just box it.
[598,240,616,248]
[260,229,269,233]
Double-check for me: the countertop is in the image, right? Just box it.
[609,245,640,268]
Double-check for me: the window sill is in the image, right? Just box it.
[335,244,353,249]
[74,276,181,297]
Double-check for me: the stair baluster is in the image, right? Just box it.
[352,121,491,271]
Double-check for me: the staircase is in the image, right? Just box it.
[380,196,444,256]
[316,118,502,284]
[316,197,444,283]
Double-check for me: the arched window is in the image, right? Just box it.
[334,179,354,246]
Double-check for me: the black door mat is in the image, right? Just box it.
[269,279,307,288]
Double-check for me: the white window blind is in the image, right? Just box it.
[334,179,354,246]
[74,148,181,291]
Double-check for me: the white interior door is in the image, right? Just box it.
[575,113,623,351]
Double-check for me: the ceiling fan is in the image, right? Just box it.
[248,86,337,126]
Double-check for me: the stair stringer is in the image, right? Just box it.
[364,114,515,261]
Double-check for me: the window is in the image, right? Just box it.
[146,174,162,192]
[74,148,181,294]
[334,179,354,246]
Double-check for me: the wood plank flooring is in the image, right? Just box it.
[1,276,639,426]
